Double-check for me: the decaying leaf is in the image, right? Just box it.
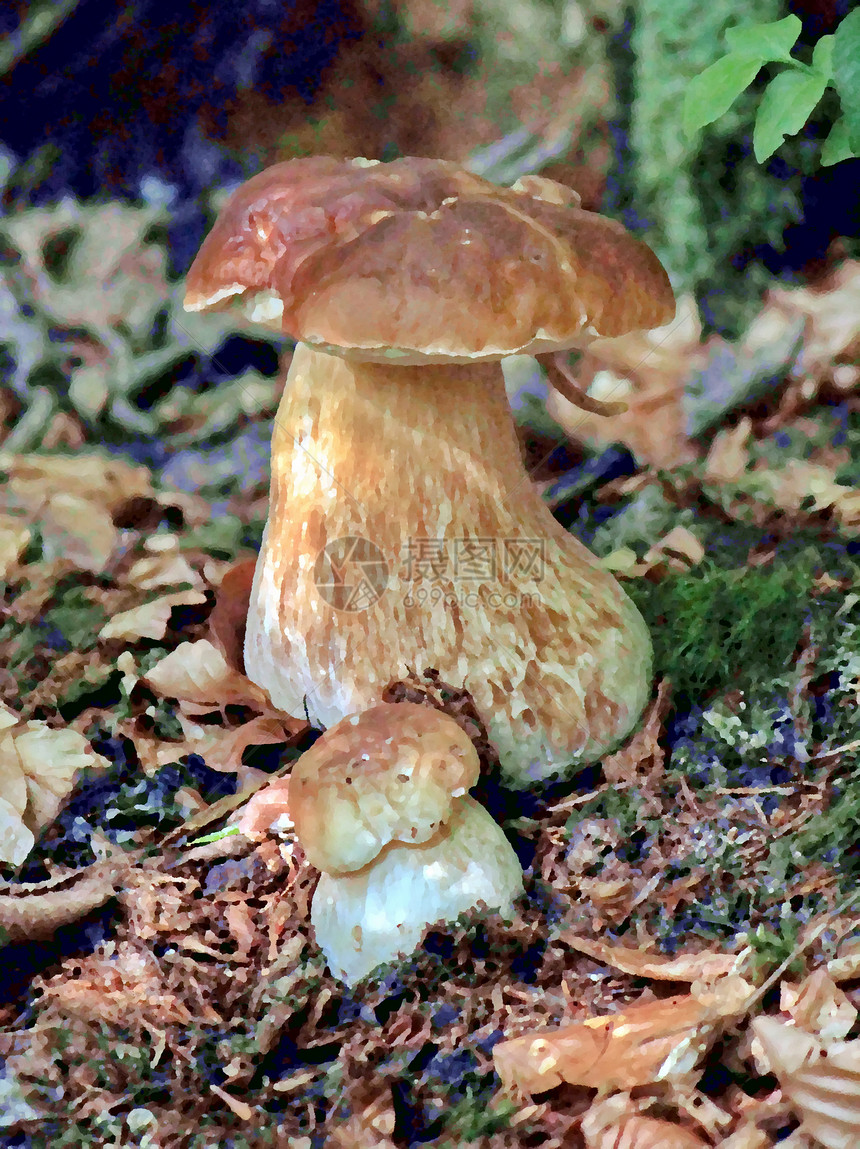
[98,588,208,641]
[142,638,275,711]
[207,556,257,673]
[581,1095,709,1148]
[0,513,31,578]
[494,978,752,1096]
[828,937,860,984]
[238,775,292,840]
[558,933,741,982]
[752,1015,860,1149]
[0,718,109,866]
[0,450,153,572]
[0,860,128,942]
[780,968,857,1043]
[763,260,860,391]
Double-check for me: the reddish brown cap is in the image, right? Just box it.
[288,702,480,874]
[185,156,675,362]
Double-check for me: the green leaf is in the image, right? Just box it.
[821,115,857,167]
[811,34,835,82]
[832,8,860,152]
[753,68,829,162]
[724,15,802,62]
[682,54,764,136]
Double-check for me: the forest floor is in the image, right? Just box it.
[1,190,860,1149]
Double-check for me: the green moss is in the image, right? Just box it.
[0,579,108,690]
[627,558,815,703]
[567,785,645,842]
[437,1088,519,1143]
[749,917,804,979]
[179,514,264,560]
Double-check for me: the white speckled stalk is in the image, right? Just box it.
[244,342,652,785]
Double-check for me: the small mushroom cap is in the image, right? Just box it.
[184,156,675,363]
[289,702,480,874]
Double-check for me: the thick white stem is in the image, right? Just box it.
[245,342,652,784]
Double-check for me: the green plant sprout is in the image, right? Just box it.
[187,825,241,846]
[683,11,860,165]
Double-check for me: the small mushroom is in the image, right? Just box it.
[286,702,523,986]
[184,156,676,786]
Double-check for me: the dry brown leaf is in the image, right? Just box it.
[126,542,203,590]
[0,720,109,865]
[582,1096,709,1149]
[763,260,860,390]
[0,860,127,942]
[98,588,208,641]
[749,460,860,530]
[41,494,120,571]
[0,451,152,573]
[0,798,33,873]
[704,419,754,485]
[558,933,740,982]
[0,513,31,578]
[545,294,703,469]
[753,1015,860,1149]
[0,451,152,511]
[38,938,195,1029]
[238,775,292,840]
[828,937,860,983]
[643,525,706,569]
[494,979,751,1096]
[207,556,257,673]
[601,678,671,788]
[179,715,301,781]
[142,638,275,710]
[780,968,857,1043]
[772,1134,816,1149]
[717,1124,775,1149]
[602,526,705,580]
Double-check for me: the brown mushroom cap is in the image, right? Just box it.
[185,156,675,363]
[288,702,480,874]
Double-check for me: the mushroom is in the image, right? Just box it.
[286,701,523,986]
[184,156,676,786]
